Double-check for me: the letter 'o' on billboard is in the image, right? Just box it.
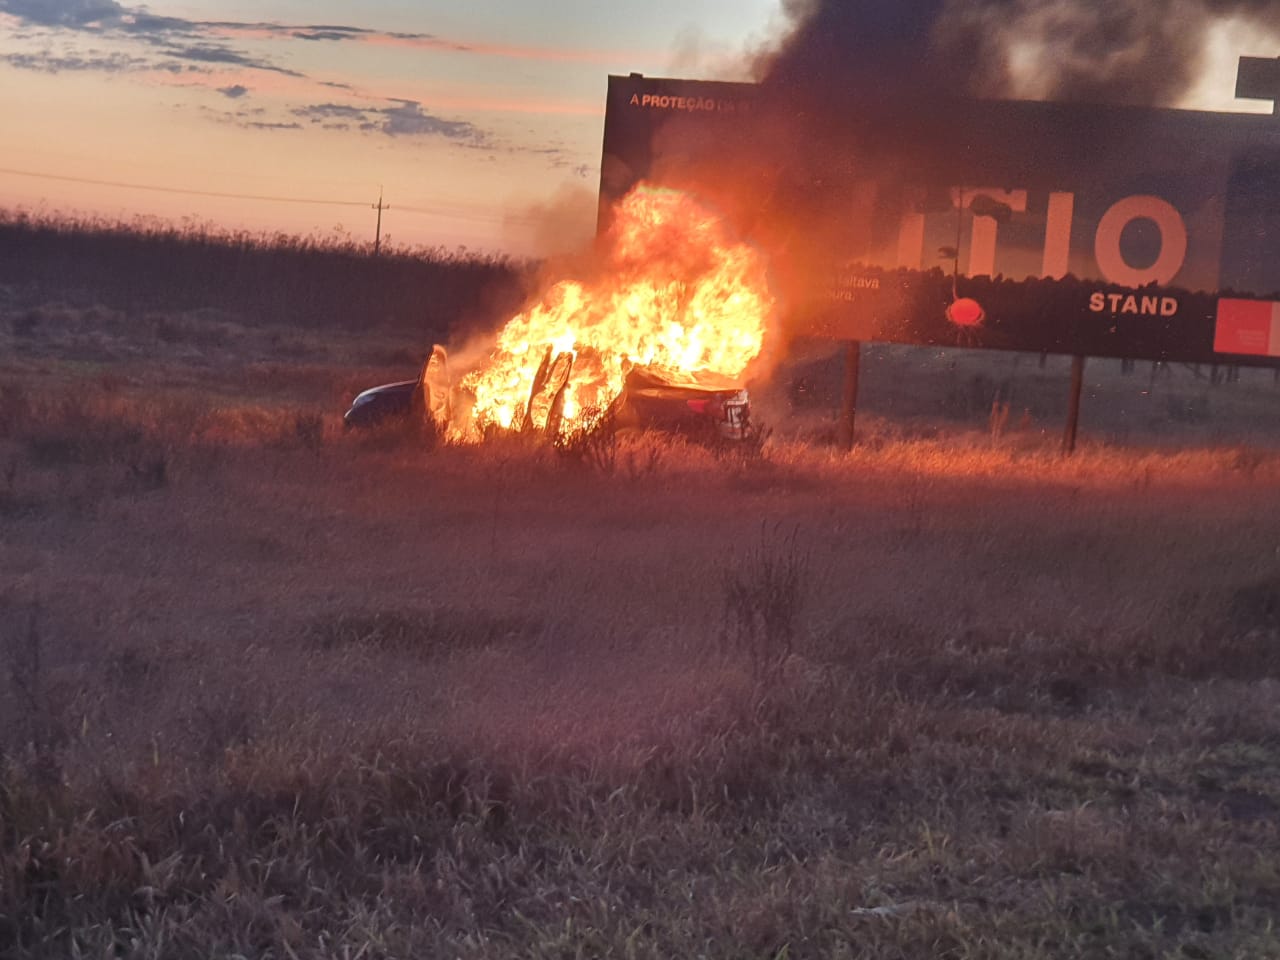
[1094,195,1188,288]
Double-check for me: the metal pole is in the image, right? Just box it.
[1063,355,1085,455]
[838,339,861,450]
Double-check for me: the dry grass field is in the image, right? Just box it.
[3,261,1280,958]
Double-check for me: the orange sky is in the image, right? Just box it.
[0,1,781,254]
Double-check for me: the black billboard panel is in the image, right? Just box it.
[599,74,1280,366]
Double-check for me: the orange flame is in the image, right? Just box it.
[458,185,772,436]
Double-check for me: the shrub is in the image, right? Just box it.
[553,405,620,476]
[2,602,65,788]
[720,525,808,685]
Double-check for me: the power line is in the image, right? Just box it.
[0,164,555,227]
[0,165,369,207]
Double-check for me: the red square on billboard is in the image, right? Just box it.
[1215,299,1280,356]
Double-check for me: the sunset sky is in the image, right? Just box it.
[1,1,1276,256]
[0,0,782,254]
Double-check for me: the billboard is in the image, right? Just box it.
[599,74,1280,365]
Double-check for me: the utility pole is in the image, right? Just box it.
[372,189,389,256]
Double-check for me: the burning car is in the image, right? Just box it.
[344,346,751,441]
[345,186,770,442]
[611,366,750,441]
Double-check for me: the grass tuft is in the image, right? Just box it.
[720,524,808,685]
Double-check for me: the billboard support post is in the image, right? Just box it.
[1063,355,1086,455]
[838,340,861,450]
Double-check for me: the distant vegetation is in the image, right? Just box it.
[0,210,528,340]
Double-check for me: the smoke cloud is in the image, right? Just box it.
[503,183,598,260]
[757,0,1280,107]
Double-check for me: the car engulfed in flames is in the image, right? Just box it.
[344,347,753,443]
[345,185,772,443]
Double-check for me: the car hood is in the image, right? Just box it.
[351,380,417,403]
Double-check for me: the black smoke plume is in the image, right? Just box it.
[758,0,1280,107]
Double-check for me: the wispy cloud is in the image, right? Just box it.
[0,0,610,170]
[506,144,597,179]
[0,2,303,80]
[0,47,147,71]
[0,3,493,143]
[290,100,482,141]
[1,0,124,28]
[291,103,367,122]
[0,2,650,63]
[149,41,302,76]
[352,32,645,64]
[382,99,478,139]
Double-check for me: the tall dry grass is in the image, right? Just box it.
[3,384,1280,957]
[0,210,527,337]
[3,228,1280,957]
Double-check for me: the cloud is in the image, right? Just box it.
[0,3,504,145]
[0,1,437,51]
[0,0,123,27]
[0,48,145,71]
[153,42,303,76]
[381,99,477,139]
[1,2,304,78]
[502,139,597,178]
[204,21,376,39]
[291,102,369,122]
[196,103,301,131]
[1,2,639,64]
[289,28,370,42]
[118,11,195,35]
[289,99,483,141]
